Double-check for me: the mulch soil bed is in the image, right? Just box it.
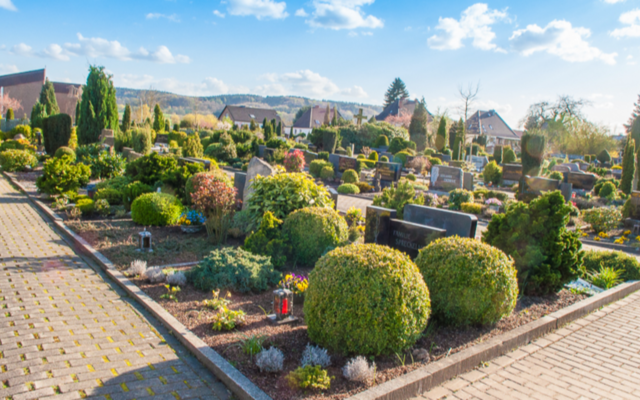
[67,221,587,400]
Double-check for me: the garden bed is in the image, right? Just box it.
[67,220,586,400]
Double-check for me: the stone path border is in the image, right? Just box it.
[7,172,639,400]
[3,172,272,400]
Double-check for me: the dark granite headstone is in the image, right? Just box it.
[338,156,358,173]
[234,172,246,204]
[258,145,266,157]
[448,161,465,168]
[565,172,597,190]
[388,219,446,259]
[525,176,561,192]
[155,134,169,144]
[627,191,640,220]
[434,154,452,162]
[376,162,402,183]
[467,155,489,170]
[430,165,463,192]
[501,164,522,183]
[403,204,478,238]
[365,206,397,245]
[263,147,276,160]
[463,172,474,191]
[303,150,318,166]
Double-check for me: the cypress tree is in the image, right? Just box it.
[332,106,338,126]
[276,121,282,136]
[408,98,428,152]
[324,105,331,126]
[453,118,465,160]
[621,139,635,195]
[77,65,119,145]
[6,108,14,120]
[271,118,277,131]
[122,104,132,132]
[75,100,81,126]
[264,122,273,141]
[521,132,546,177]
[632,117,640,152]
[30,101,48,130]
[165,119,171,131]
[262,118,268,130]
[153,104,165,132]
[435,116,447,151]
[39,79,60,116]
[448,120,458,150]
[250,119,257,131]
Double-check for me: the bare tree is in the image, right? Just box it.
[520,95,591,130]
[458,82,480,122]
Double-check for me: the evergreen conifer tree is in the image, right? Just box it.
[39,79,60,116]
[409,98,428,152]
[448,120,458,150]
[324,105,331,126]
[276,121,282,136]
[632,117,640,152]
[262,118,268,130]
[122,104,132,132]
[383,78,410,108]
[435,116,447,151]
[153,104,165,132]
[624,95,640,134]
[6,109,14,121]
[75,101,81,126]
[165,119,171,131]
[621,138,635,195]
[332,106,338,126]
[30,101,48,130]
[453,118,465,160]
[77,65,119,145]
[264,121,273,141]
[250,119,257,131]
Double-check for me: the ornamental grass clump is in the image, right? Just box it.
[343,356,376,383]
[191,175,237,244]
[416,237,518,326]
[305,244,430,356]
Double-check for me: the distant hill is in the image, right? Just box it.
[115,88,383,126]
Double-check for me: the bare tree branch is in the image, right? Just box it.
[457,82,480,122]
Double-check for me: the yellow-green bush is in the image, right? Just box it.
[416,237,517,326]
[76,198,95,215]
[131,192,183,226]
[0,149,38,172]
[461,202,483,214]
[304,244,431,355]
[341,169,359,184]
[337,184,360,195]
[283,207,348,266]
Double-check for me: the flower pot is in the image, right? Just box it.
[294,293,305,307]
[489,205,500,213]
[181,225,204,234]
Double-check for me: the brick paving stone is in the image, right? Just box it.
[0,177,230,400]
[410,290,640,400]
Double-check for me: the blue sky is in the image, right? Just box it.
[1,0,639,131]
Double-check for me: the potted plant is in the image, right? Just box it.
[178,210,206,233]
[485,198,502,213]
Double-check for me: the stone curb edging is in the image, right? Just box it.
[2,172,272,400]
[580,237,640,254]
[347,280,640,400]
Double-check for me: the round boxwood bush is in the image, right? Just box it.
[309,160,331,177]
[380,155,389,162]
[582,250,640,281]
[131,192,183,226]
[320,166,334,179]
[305,244,431,355]
[598,181,616,199]
[342,169,359,184]
[283,207,349,266]
[76,198,95,215]
[548,171,564,181]
[416,237,517,326]
[54,146,76,162]
[0,149,38,172]
[337,183,360,195]
[94,188,123,206]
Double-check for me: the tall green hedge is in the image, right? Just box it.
[521,133,545,177]
[321,128,340,154]
[42,114,72,155]
[493,145,503,164]
[620,139,635,195]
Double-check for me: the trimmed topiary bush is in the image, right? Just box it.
[548,171,564,181]
[374,135,389,148]
[448,189,473,211]
[0,150,38,172]
[380,155,389,162]
[368,151,378,162]
[581,250,640,282]
[123,181,153,209]
[341,169,358,184]
[309,159,332,177]
[320,166,334,179]
[598,182,617,199]
[597,149,611,164]
[76,198,95,215]
[305,244,431,356]
[54,146,76,162]
[36,156,91,195]
[94,188,123,206]
[416,237,517,326]
[483,161,502,185]
[337,184,360,195]
[42,113,72,156]
[131,192,183,226]
[283,207,349,266]
[186,247,281,293]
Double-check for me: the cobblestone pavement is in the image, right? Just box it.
[416,291,640,400]
[0,176,230,400]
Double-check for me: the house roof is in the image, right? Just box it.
[375,98,433,122]
[218,105,281,124]
[0,69,45,88]
[293,105,342,129]
[52,82,82,95]
[466,110,519,140]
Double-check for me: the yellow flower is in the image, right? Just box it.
[624,230,631,236]
[186,220,191,225]
[598,232,608,238]
[594,237,601,241]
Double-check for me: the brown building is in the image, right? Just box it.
[217,105,282,130]
[465,110,521,153]
[0,69,82,121]
[292,105,342,136]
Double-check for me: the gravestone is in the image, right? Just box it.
[448,161,465,168]
[434,154,452,163]
[365,206,397,245]
[463,172,474,191]
[501,164,522,184]
[430,165,463,192]
[380,152,394,161]
[99,129,115,148]
[122,147,133,158]
[576,161,589,171]
[565,171,597,190]
[303,150,318,166]
[338,156,358,173]
[234,172,246,204]
[626,192,640,220]
[128,151,143,161]
[242,157,275,210]
[404,204,478,239]
[467,155,489,171]
[522,176,572,202]
[551,165,572,173]
[376,161,402,184]
[155,134,168,144]
[388,219,446,259]
[180,157,213,170]
[558,163,580,172]
[327,188,339,211]
[567,154,584,161]
[263,147,276,161]
[257,145,266,157]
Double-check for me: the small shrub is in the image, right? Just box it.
[548,171,564,181]
[76,198,95,215]
[448,189,473,211]
[305,244,430,355]
[94,188,123,205]
[183,134,203,158]
[301,344,331,368]
[461,202,482,214]
[42,114,72,155]
[406,173,416,181]
[337,184,360,194]
[36,156,91,195]
[374,135,389,147]
[368,151,378,161]
[393,150,413,166]
[185,170,232,204]
[255,348,284,373]
[132,127,153,155]
[581,250,640,281]
[131,193,183,226]
[95,199,110,217]
[372,180,425,219]
[166,271,187,286]
[586,265,623,290]
[502,147,517,164]
[286,365,332,391]
[343,356,375,383]
[483,161,502,185]
[124,260,147,277]
[582,207,621,233]
[320,166,334,179]
[211,307,246,331]
[594,178,619,196]
[598,182,617,200]
[380,156,389,162]
[191,175,237,244]
[309,159,331,177]
[143,267,165,283]
[244,211,290,270]
[284,149,305,172]
[416,237,518,326]
[342,169,359,184]
[186,247,281,293]
[318,151,329,161]
[0,150,38,172]
[355,181,373,193]
[597,149,611,164]
[54,147,76,162]
[122,181,153,209]
[283,207,349,266]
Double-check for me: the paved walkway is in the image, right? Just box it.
[0,176,229,400]
[416,291,640,400]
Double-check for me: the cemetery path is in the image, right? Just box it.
[415,290,640,400]
[0,176,231,400]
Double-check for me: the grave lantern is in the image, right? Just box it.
[269,288,297,324]
[137,228,153,252]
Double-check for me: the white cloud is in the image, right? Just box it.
[116,74,234,96]
[306,0,383,30]
[41,44,71,61]
[588,93,615,109]
[603,0,626,3]
[225,0,288,20]
[428,3,508,52]
[255,69,368,98]
[295,8,308,17]
[0,0,17,11]
[510,20,618,65]
[10,43,33,57]
[146,13,181,22]
[611,9,640,38]
[213,10,225,18]
[0,64,19,74]
[341,86,367,98]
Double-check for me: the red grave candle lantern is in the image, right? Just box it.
[273,288,293,321]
